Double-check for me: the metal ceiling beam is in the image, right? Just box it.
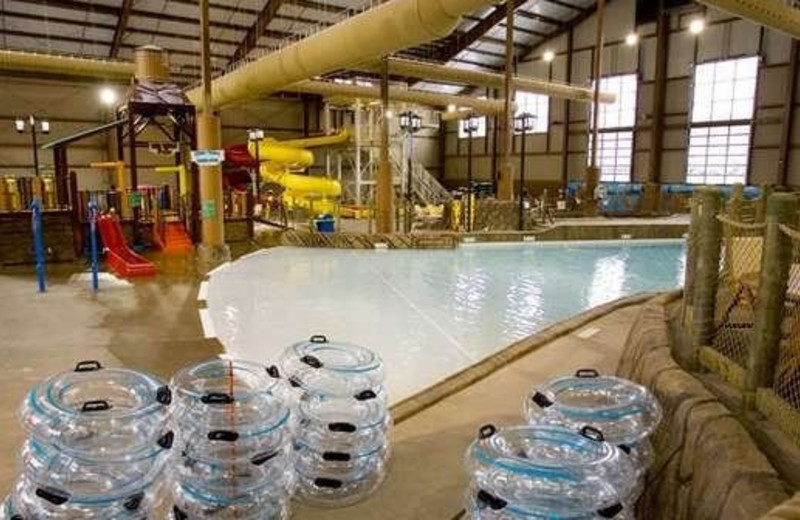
[110,0,133,58]
[22,0,117,16]
[463,15,548,37]
[231,0,288,64]
[0,10,278,49]
[0,28,232,61]
[543,0,587,12]
[516,9,564,27]
[519,1,603,62]
[436,0,527,63]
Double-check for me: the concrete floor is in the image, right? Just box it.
[0,263,221,493]
[0,256,640,518]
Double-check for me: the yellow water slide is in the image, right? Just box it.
[248,130,349,212]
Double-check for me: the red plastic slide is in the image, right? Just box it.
[97,215,157,277]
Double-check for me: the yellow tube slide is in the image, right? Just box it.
[248,131,347,209]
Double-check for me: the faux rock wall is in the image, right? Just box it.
[618,295,794,520]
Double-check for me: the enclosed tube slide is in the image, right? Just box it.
[185,0,497,109]
[247,130,349,210]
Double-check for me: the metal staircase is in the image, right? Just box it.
[330,102,451,207]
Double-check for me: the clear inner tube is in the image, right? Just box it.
[466,425,629,508]
[280,336,384,397]
[19,361,170,459]
[21,438,168,505]
[465,484,632,520]
[524,371,662,447]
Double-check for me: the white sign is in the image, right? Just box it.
[191,149,225,166]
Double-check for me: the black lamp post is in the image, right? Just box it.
[399,111,422,233]
[464,114,481,232]
[247,128,265,198]
[514,112,536,231]
[15,115,50,177]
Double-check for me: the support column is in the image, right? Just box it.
[496,0,515,201]
[376,58,394,234]
[127,107,140,243]
[196,0,228,266]
[586,0,606,215]
[561,27,574,188]
[645,0,669,213]
[691,187,724,364]
[746,194,798,401]
[778,39,799,187]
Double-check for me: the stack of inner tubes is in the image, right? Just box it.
[3,361,172,519]
[280,335,390,508]
[524,369,663,505]
[464,424,635,520]
[169,359,294,520]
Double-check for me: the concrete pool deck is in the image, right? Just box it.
[293,298,647,520]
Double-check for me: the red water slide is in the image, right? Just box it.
[97,215,157,277]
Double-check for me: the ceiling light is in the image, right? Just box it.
[543,50,555,62]
[625,33,639,46]
[99,86,118,107]
[447,104,457,113]
[689,19,705,35]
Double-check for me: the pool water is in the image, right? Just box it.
[206,241,686,402]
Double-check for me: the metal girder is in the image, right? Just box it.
[463,15,549,38]
[110,0,133,58]
[231,0,288,64]
[543,0,587,12]
[436,0,528,63]
[516,8,564,27]
[519,1,604,62]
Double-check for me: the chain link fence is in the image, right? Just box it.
[706,215,765,385]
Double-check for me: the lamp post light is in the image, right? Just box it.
[514,112,536,231]
[247,128,265,198]
[15,115,50,177]
[464,114,481,232]
[399,111,422,233]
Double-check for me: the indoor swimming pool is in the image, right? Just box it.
[205,240,686,402]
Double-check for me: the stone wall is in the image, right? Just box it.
[619,295,797,520]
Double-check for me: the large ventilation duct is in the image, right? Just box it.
[358,57,617,104]
[695,0,800,40]
[185,0,497,109]
[0,49,135,80]
[285,80,511,115]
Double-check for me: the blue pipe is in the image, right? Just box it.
[31,198,46,293]
[89,199,99,293]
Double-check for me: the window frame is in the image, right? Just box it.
[686,55,761,185]
[588,73,640,183]
[514,92,550,135]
